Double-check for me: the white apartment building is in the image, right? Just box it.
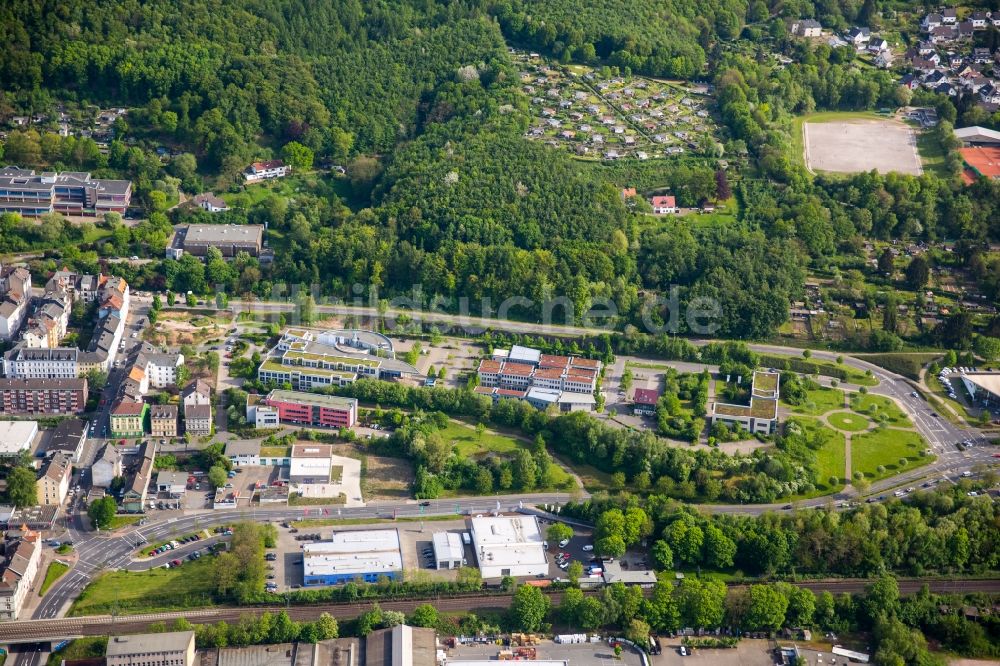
[3,347,79,379]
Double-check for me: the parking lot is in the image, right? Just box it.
[447,640,643,666]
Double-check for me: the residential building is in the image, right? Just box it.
[708,370,780,435]
[303,530,403,585]
[184,404,212,436]
[36,453,72,506]
[181,379,211,407]
[111,400,148,438]
[45,271,100,303]
[650,194,677,214]
[290,444,334,484]
[0,533,41,620]
[261,390,358,430]
[46,418,87,463]
[191,192,229,213]
[166,224,265,259]
[0,265,31,341]
[942,8,957,24]
[0,378,87,415]
[470,515,547,579]
[845,26,871,46]
[0,421,37,462]
[106,631,196,666]
[181,380,212,434]
[122,441,156,513]
[0,167,131,216]
[3,347,78,379]
[149,404,178,438]
[126,349,184,390]
[791,19,822,37]
[244,160,290,183]
[91,443,122,488]
[225,439,261,467]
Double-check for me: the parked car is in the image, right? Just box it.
[582,545,594,552]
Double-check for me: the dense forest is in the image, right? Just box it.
[2,0,1000,346]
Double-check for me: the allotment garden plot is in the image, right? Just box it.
[803,117,922,175]
[516,51,722,160]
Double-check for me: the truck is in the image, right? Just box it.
[462,532,471,545]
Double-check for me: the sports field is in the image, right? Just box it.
[803,118,922,175]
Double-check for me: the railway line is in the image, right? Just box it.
[4,578,999,644]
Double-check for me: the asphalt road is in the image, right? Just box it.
[33,494,577,621]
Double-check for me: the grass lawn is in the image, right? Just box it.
[850,393,913,427]
[289,492,345,506]
[915,129,949,178]
[442,421,524,457]
[260,446,292,457]
[852,428,933,481]
[47,637,107,666]
[570,463,616,492]
[108,515,142,530]
[789,388,846,416]
[39,561,70,596]
[69,556,221,616]
[786,417,847,498]
[330,465,343,484]
[827,411,870,432]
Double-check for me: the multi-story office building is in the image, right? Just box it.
[0,167,131,216]
[260,389,358,429]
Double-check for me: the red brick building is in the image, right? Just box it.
[0,378,87,415]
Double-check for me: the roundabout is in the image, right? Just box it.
[827,411,870,432]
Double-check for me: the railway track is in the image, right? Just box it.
[3,579,998,643]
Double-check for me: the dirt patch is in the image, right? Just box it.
[804,118,922,175]
[146,310,231,346]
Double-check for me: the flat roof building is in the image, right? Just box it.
[0,421,37,459]
[0,377,87,415]
[290,443,334,484]
[106,631,196,666]
[470,515,548,579]
[303,530,402,586]
[431,532,464,570]
[167,224,265,259]
[263,390,358,430]
[0,167,131,217]
[709,370,780,435]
